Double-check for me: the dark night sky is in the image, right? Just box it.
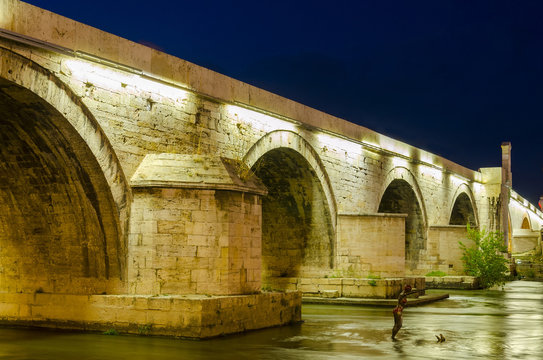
[23,0,543,205]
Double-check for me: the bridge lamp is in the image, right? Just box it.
[449,174,467,187]
[64,59,189,102]
[392,156,410,168]
[379,138,410,158]
[224,104,297,132]
[419,165,443,181]
[472,182,484,194]
[64,59,128,92]
[316,132,362,159]
[132,76,189,102]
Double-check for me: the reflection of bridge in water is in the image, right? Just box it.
[0,0,542,338]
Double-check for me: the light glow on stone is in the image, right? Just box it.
[392,156,409,168]
[449,174,467,187]
[419,165,443,181]
[316,132,362,158]
[64,59,189,101]
[380,138,410,158]
[224,104,297,132]
[472,182,484,194]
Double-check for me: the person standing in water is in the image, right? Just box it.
[392,284,423,340]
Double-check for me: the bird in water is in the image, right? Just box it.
[435,334,446,343]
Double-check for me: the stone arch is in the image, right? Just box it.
[520,212,532,230]
[521,215,531,230]
[244,130,336,284]
[377,167,427,271]
[244,130,337,228]
[449,183,479,227]
[0,47,130,294]
[377,167,428,226]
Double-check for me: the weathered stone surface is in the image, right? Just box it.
[0,292,301,338]
[337,213,406,277]
[266,277,425,299]
[129,187,263,296]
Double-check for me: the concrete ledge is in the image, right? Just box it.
[425,276,480,289]
[302,293,449,307]
[266,277,425,299]
[0,291,301,339]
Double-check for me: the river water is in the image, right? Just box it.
[1,280,542,359]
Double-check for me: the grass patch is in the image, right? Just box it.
[425,270,447,277]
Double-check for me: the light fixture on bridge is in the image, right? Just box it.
[419,165,443,181]
[316,132,362,160]
[392,156,410,168]
[64,59,189,102]
[224,104,297,133]
[449,173,467,187]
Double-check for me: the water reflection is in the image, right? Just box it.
[1,281,543,359]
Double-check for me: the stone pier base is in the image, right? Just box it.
[0,291,301,339]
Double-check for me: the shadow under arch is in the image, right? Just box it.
[244,130,336,283]
[0,47,130,293]
[449,183,479,227]
[377,167,427,271]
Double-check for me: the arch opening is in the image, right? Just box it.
[378,179,425,271]
[449,192,477,226]
[521,217,531,230]
[251,148,334,285]
[0,77,123,295]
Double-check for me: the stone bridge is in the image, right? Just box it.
[0,0,542,337]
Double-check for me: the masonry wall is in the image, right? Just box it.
[129,188,262,296]
[426,226,473,275]
[511,229,540,254]
[336,214,406,277]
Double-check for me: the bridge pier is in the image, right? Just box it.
[0,153,301,338]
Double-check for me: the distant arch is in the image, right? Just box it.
[449,184,478,226]
[377,166,427,227]
[521,215,531,230]
[377,167,427,271]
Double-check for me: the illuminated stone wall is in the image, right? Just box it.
[426,226,474,274]
[336,214,406,277]
[128,188,263,296]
